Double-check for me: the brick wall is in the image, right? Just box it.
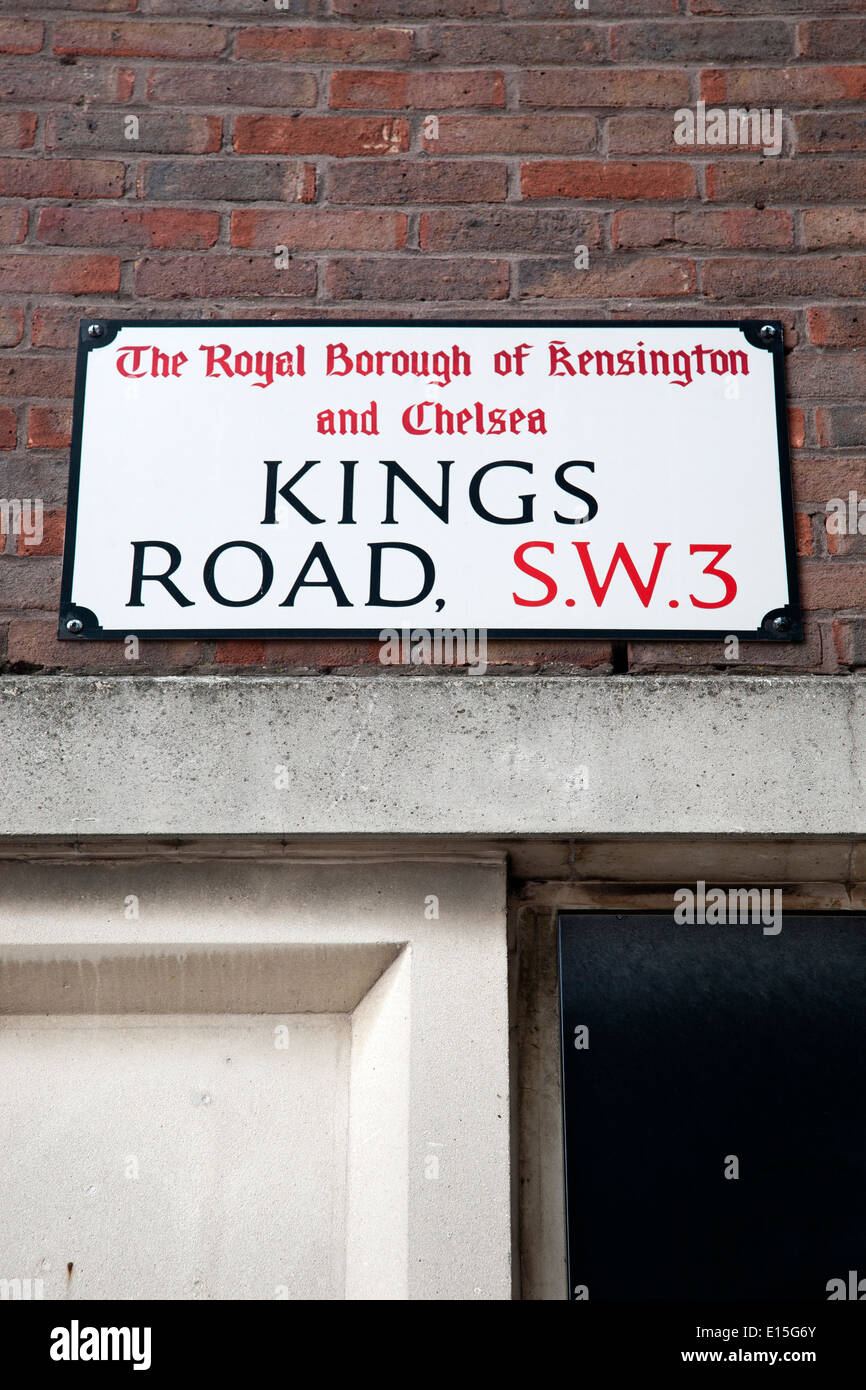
[1,0,864,676]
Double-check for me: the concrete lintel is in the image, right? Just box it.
[0,674,860,839]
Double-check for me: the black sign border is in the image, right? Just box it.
[59,317,802,643]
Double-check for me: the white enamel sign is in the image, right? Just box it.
[61,319,800,640]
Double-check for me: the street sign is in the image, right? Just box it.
[60,319,800,641]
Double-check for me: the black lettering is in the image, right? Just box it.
[381,459,452,525]
[127,541,193,607]
[203,541,273,607]
[262,459,324,525]
[339,460,357,525]
[367,542,435,607]
[280,541,352,608]
[554,460,598,525]
[469,460,534,525]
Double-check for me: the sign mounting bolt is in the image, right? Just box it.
[771,613,790,634]
[759,324,777,342]
[87,323,104,339]
[66,617,84,635]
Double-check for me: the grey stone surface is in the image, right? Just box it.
[0,675,859,838]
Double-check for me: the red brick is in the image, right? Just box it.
[231,209,406,251]
[519,67,689,108]
[613,207,792,250]
[0,158,124,199]
[0,208,27,245]
[0,112,36,150]
[793,456,866,502]
[134,255,316,300]
[236,26,413,64]
[27,408,73,450]
[701,65,866,106]
[420,208,602,252]
[795,113,866,155]
[609,112,787,157]
[0,20,43,54]
[799,19,866,60]
[329,71,408,109]
[423,114,596,155]
[827,526,866,559]
[607,114,682,156]
[0,357,75,401]
[833,619,866,667]
[330,69,505,109]
[694,0,863,10]
[325,258,509,302]
[627,627,824,674]
[234,115,409,157]
[520,256,696,299]
[807,308,866,348]
[0,254,120,295]
[334,0,497,13]
[260,640,383,671]
[703,256,866,300]
[329,160,507,204]
[795,512,814,557]
[47,111,222,155]
[612,210,671,249]
[803,209,866,250]
[482,641,613,671]
[143,0,307,9]
[800,561,866,611]
[6,0,134,7]
[141,159,314,204]
[424,23,607,65]
[608,303,799,348]
[612,19,792,61]
[16,507,65,556]
[817,408,866,450]
[37,206,220,250]
[522,160,695,201]
[214,641,267,666]
[0,406,15,449]
[0,557,62,612]
[54,21,227,59]
[0,306,24,347]
[507,0,675,11]
[707,159,866,204]
[32,306,115,350]
[147,65,318,108]
[788,408,805,449]
[0,61,134,105]
[7,618,201,673]
[787,352,866,400]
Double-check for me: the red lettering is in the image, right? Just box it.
[688,544,737,608]
[115,346,148,378]
[201,343,233,379]
[548,342,576,378]
[573,541,670,608]
[513,542,557,607]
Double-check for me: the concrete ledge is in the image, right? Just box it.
[0,675,862,838]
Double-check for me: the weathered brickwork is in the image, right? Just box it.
[1,1,864,674]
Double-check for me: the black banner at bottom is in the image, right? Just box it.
[2,1299,862,1376]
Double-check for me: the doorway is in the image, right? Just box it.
[558,911,866,1299]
